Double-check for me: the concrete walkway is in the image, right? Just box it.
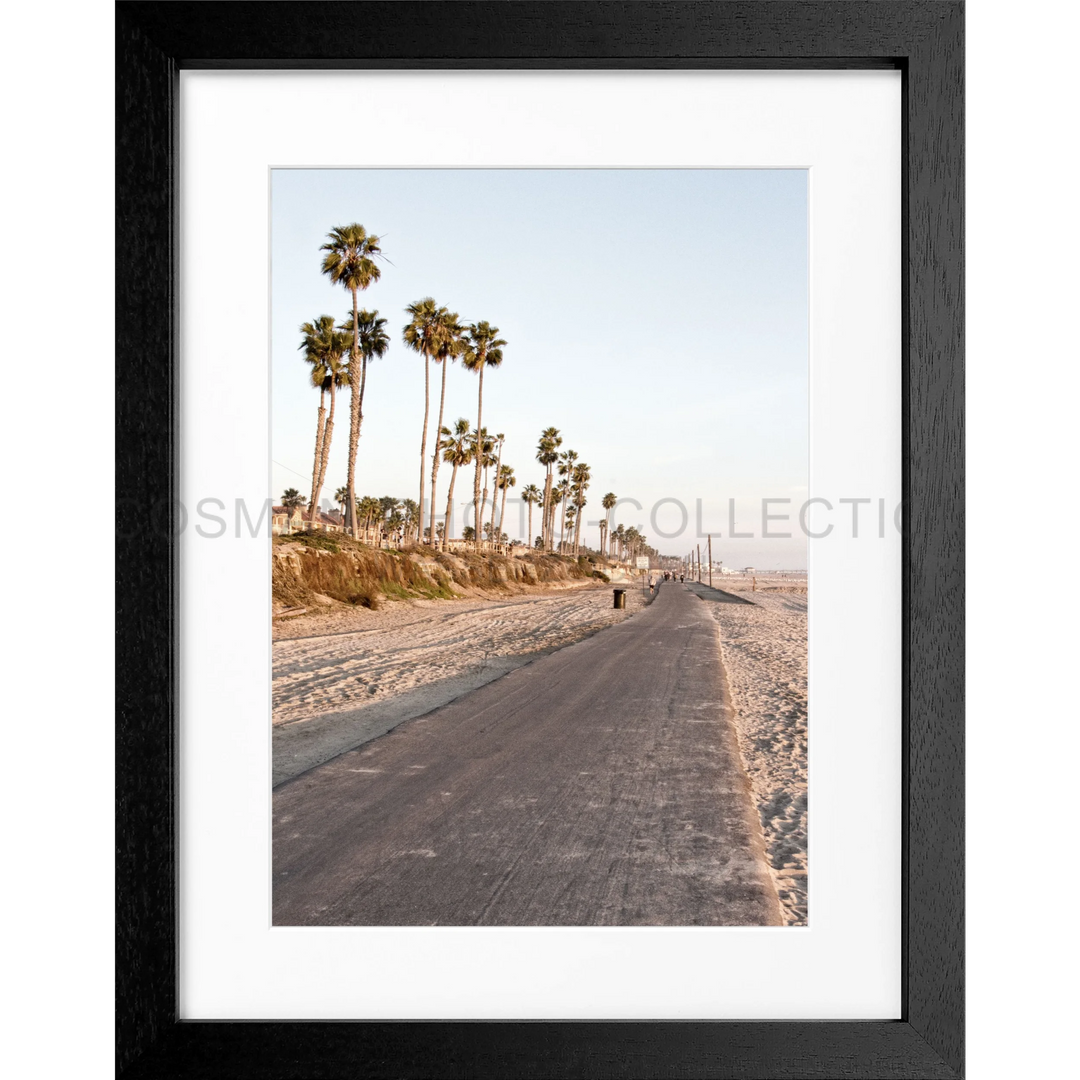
[684,580,758,605]
[273,582,782,926]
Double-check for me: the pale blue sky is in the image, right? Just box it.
[272,169,806,567]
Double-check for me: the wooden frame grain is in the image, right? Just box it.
[116,2,963,1076]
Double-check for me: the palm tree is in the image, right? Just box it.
[303,340,328,523]
[461,322,507,550]
[468,427,494,543]
[521,484,541,553]
[281,488,306,533]
[300,315,349,525]
[571,462,590,555]
[487,433,506,542]
[428,311,463,549]
[477,432,499,545]
[338,309,390,517]
[403,298,456,545]
[536,427,562,551]
[401,498,419,545]
[378,495,400,547]
[439,418,474,550]
[335,486,349,526]
[557,451,578,552]
[387,508,404,547]
[496,465,516,541]
[320,224,383,538]
[358,495,380,543]
[601,492,617,557]
[550,482,566,553]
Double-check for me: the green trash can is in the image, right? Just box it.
[613,588,626,609]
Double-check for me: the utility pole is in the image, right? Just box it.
[707,535,713,587]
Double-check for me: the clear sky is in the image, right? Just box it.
[272,168,807,568]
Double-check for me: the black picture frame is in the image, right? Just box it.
[116,2,963,1076]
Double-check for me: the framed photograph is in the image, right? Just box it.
[117,2,963,1077]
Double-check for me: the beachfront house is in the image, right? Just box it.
[272,505,304,535]
[272,506,344,535]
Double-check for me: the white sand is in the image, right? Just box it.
[698,577,808,926]
[273,584,648,784]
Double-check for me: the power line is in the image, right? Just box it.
[273,459,310,481]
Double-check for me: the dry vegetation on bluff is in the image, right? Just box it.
[273,533,605,614]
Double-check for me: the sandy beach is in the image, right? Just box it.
[273,582,649,784]
[692,576,808,925]
[273,572,807,926]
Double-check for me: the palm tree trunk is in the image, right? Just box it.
[352,352,370,531]
[480,463,490,545]
[488,443,503,541]
[498,485,509,545]
[308,388,327,521]
[560,499,568,555]
[472,366,484,551]
[418,349,430,544]
[311,380,337,527]
[429,359,449,548]
[527,503,534,549]
[542,468,553,551]
[549,481,556,549]
[443,461,460,551]
[346,287,361,537]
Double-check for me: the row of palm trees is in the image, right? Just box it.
[282,476,656,562]
[401,300,511,553]
[338,492,420,546]
[532,428,593,556]
[304,223,509,551]
[299,222,660,562]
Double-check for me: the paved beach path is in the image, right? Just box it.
[273,582,783,926]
